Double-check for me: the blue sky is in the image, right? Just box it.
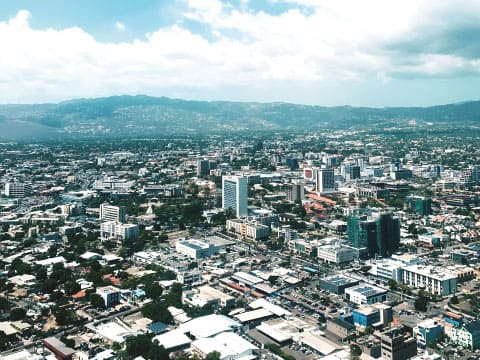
[1,0,480,106]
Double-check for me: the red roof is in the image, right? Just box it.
[307,193,336,204]
[72,290,86,299]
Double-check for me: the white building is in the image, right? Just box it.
[4,182,32,198]
[96,286,121,308]
[402,265,457,296]
[93,178,135,191]
[183,285,235,308]
[191,332,257,360]
[317,243,357,264]
[286,182,305,202]
[175,239,224,259]
[315,168,335,193]
[226,219,270,241]
[100,221,138,241]
[345,284,388,305]
[222,175,248,217]
[100,203,125,223]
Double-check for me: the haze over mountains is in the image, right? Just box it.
[0,95,479,140]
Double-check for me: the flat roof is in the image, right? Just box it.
[346,284,387,297]
[178,314,240,339]
[235,309,273,323]
[42,337,75,357]
[301,334,340,355]
[257,323,292,343]
[402,265,457,280]
[321,275,358,287]
[89,321,133,343]
[249,298,291,317]
[152,330,192,350]
[232,271,264,285]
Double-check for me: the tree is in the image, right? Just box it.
[451,295,459,305]
[141,302,174,324]
[205,351,221,360]
[415,296,429,312]
[64,278,81,296]
[359,265,372,273]
[90,294,106,309]
[0,297,10,312]
[10,258,31,275]
[164,283,182,307]
[145,281,163,300]
[53,307,76,326]
[388,279,398,290]
[0,330,15,351]
[36,266,48,281]
[125,334,151,358]
[10,307,26,321]
[60,336,75,348]
[41,278,59,294]
[351,344,362,358]
[124,334,170,360]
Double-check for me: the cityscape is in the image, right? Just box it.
[1,1,480,360]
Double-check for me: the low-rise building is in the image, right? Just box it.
[226,219,270,241]
[345,284,387,305]
[326,318,355,340]
[183,285,235,308]
[451,320,480,350]
[381,328,417,360]
[413,319,444,348]
[317,243,357,265]
[100,221,138,241]
[176,239,223,259]
[402,265,457,296]
[96,286,121,308]
[352,304,392,329]
[318,275,359,295]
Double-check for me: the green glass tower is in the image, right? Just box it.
[347,212,400,259]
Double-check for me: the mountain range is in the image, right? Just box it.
[0,95,479,140]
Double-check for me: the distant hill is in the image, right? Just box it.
[0,95,479,140]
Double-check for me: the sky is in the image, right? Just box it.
[1,0,480,106]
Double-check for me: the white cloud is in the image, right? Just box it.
[115,21,126,32]
[0,1,480,104]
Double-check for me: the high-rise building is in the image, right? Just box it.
[222,175,248,218]
[460,166,478,185]
[344,164,361,182]
[208,160,218,171]
[347,211,400,259]
[4,182,32,198]
[197,159,210,177]
[100,203,126,223]
[315,168,335,193]
[286,182,304,202]
[415,197,432,216]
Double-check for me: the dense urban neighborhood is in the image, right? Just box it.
[0,125,479,360]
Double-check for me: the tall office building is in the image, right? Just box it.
[347,211,400,259]
[344,164,361,182]
[4,182,32,198]
[415,197,432,216]
[222,175,248,218]
[460,166,478,185]
[315,168,335,193]
[100,203,126,223]
[286,182,304,202]
[197,159,210,177]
